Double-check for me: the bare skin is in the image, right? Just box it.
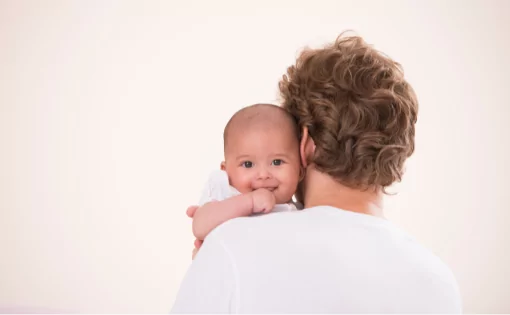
[297,127,384,218]
[189,104,301,258]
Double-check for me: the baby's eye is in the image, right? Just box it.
[272,159,283,166]
[242,161,253,168]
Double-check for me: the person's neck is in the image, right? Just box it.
[302,165,384,218]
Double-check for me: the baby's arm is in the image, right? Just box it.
[192,194,253,240]
[192,189,274,241]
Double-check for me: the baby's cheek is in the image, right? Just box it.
[228,172,252,193]
[232,179,253,194]
[278,181,297,202]
[236,186,253,194]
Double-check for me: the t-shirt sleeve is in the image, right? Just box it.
[198,177,214,206]
[170,234,239,313]
[198,170,235,206]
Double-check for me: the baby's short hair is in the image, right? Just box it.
[223,103,299,153]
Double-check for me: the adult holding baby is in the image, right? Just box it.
[171,34,462,313]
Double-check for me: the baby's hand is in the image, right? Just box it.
[192,238,203,260]
[251,188,276,214]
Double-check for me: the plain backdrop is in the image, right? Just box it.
[1,0,509,313]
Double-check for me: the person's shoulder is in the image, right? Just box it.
[381,220,462,302]
[206,205,453,277]
[385,222,454,272]
[204,209,303,249]
[406,237,460,287]
[382,224,462,312]
[407,245,462,311]
[202,207,462,313]
[209,210,283,235]
[207,204,379,241]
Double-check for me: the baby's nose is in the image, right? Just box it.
[256,166,272,179]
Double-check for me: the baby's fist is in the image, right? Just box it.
[251,188,276,214]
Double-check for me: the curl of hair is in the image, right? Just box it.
[279,34,418,192]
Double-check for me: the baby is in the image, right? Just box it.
[190,104,303,251]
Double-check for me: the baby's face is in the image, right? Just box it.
[222,125,301,204]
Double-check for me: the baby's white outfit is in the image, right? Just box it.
[198,170,301,212]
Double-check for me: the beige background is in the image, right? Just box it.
[1,0,509,313]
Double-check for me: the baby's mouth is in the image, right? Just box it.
[252,186,277,192]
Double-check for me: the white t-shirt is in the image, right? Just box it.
[198,170,300,212]
[171,206,462,313]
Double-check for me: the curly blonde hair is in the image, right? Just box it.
[279,34,418,191]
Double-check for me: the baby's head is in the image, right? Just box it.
[221,104,302,204]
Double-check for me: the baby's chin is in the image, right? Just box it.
[274,192,294,204]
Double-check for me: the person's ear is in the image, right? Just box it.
[299,127,316,168]
[220,161,226,171]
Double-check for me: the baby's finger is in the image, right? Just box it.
[263,207,272,214]
[252,207,265,214]
[186,205,199,218]
[194,239,203,249]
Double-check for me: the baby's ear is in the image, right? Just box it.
[220,161,226,170]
